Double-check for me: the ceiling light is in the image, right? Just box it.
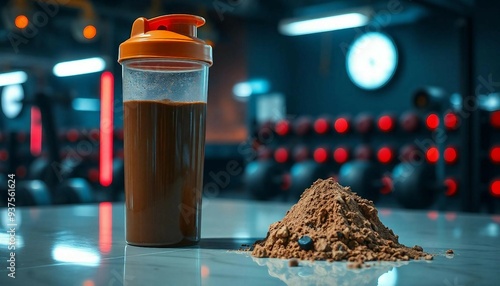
[232,79,270,99]
[53,57,106,77]
[72,98,100,111]
[0,71,27,87]
[279,8,371,36]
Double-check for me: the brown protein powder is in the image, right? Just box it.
[252,178,431,264]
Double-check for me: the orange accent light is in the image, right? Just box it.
[15,15,29,29]
[83,25,97,40]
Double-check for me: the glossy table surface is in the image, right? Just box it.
[0,198,499,286]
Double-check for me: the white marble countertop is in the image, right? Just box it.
[0,198,499,285]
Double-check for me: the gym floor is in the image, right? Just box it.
[1,199,498,285]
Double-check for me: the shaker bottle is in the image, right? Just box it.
[118,14,213,246]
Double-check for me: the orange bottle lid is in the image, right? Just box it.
[118,14,212,65]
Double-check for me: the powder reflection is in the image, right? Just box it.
[252,256,407,285]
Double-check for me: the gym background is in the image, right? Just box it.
[0,0,499,213]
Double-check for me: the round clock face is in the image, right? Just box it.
[346,32,398,90]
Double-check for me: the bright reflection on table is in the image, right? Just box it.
[0,208,24,248]
[480,222,499,237]
[1,208,22,228]
[51,244,100,266]
[0,232,24,248]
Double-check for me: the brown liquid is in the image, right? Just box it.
[124,99,206,246]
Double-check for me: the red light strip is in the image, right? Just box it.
[100,71,114,187]
[30,106,42,156]
[99,202,113,253]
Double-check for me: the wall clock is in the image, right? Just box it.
[346,32,398,90]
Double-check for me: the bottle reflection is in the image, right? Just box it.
[124,245,201,286]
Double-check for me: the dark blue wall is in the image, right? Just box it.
[245,2,499,119]
[284,16,461,117]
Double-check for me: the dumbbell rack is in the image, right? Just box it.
[0,127,125,206]
[246,108,500,213]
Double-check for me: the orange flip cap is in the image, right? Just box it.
[118,14,212,65]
